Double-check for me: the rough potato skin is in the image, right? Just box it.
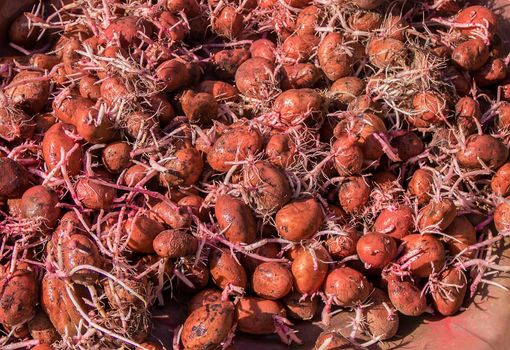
[417,198,457,231]
[42,123,83,177]
[153,230,198,258]
[75,177,116,209]
[180,90,218,124]
[156,59,189,91]
[0,157,31,198]
[317,33,352,81]
[21,185,61,230]
[102,142,132,173]
[349,11,382,32]
[374,205,413,240]
[432,268,467,316]
[387,274,427,316]
[28,309,61,344]
[252,262,293,300]
[367,37,407,68]
[125,215,165,254]
[356,232,397,269]
[338,176,371,213]
[235,57,277,99]
[474,58,507,87]
[400,234,445,278]
[323,267,372,307]
[53,96,95,125]
[242,243,280,274]
[275,197,324,241]
[181,301,234,350]
[281,63,321,90]
[215,195,257,244]
[209,249,247,289]
[452,38,490,71]
[492,163,510,197]
[364,288,399,340]
[456,134,508,170]
[332,134,364,175]
[159,148,204,186]
[235,297,285,334]
[330,76,365,105]
[103,16,153,46]
[291,246,329,294]
[494,199,510,232]
[266,133,297,167]
[0,105,34,141]
[410,92,448,127]
[213,48,251,80]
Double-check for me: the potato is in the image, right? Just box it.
[166,0,201,17]
[197,80,239,102]
[348,11,382,32]
[207,126,263,172]
[103,16,153,46]
[0,105,35,141]
[456,134,508,170]
[497,103,510,130]
[75,177,116,209]
[151,201,191,229]
[417,198,456,231]
[159,148,203,186]
[410,91,448,127]
[281,63,321,90]
[347,94,379,113]
[374,205,413,240]
[0,263,38,328]
[235,57,276,99]
[188,289,222,314]
[250,38,276,62]
[338,176,371,213]
[432,268,467,316]
[156,59,190,91]
[61,37,83,75]
[100,76,130,106]
[330,76,365,105]
[235,297,285,334]
[314,332,354,350]
[452,38,489,72]
[209,249,247,289]
[212,48,251,80]
[212,6,243,38]
[180,90,218,124]
[282,34,319,63]
[367,37,407,68]
[125,111,159,139]
[101,142,132,174]
[408,168,433,205]
[143,93,175,126]
[136,342,163,350]
[455,97,481,135]
[291,246,329,294]
[181,301,234,349]
[324,266,372,307]
[273,88,323,123]
[494,199,510,232]
[215,194,257,244]
[275,197,324,241]
[400,234,445,278]
[455,5,497,39]
[153,229,198,258]
[317,33,352,81]
[179,258,210,292]
[295,5,320,35]
[492,163,510,196]
[387,274,426,316]
[283,0,311,8]
[382,14,408,41]
[77,76,100,101]
[364,288,399,340]
[474,58,507,87]
[0,157,31,198]
[9,13,41,45]
[21,185,61,230]
[326,227,359,259]
[104,276,149,310]
[353,0,385,9]
[42,123,83,177]
[444,216,477,258]
[266,133,297,167]
[391,131,424,161]
[123,164,148,187]
[5,71,50,114]
[242,243,280,274]
[125,215,165,253]
[158,11,187,42]
[52,96,93,125]
[332,134,364,175]
[74,107,117,144]
[252,262,292,300]
[356,232,397,269]
[372,171,398,190]
[30,345,54,350]
[283,291,318,320]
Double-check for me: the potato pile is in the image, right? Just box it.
[1,0,510,349]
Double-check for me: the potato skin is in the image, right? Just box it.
[188,289,222,314]
[338,176,371,213]
[5,71,50,114]
[213,48,251,80]
[156,59,189,91]
[391,131,424,161]
[28,310,61,344]
[0,157,31,198]
[125,215,165,254]
[432,267,467,316]
[153,230,198,258]
[273,88,323,123]
[275,197,324,241]
[317,33,352,81]
[180,90,218,124]
[197,80,239,102]
[492,163,510,197]
[417,198,457,231]
[102,142,132,174]
[215,195,257,244]
[495,199,510,232]
[266,133,297,167]
[212,6,243,39]
[408,168,433,205]
[252,262,293,300]
[159,148,203,186]
[444,216,477,258]
[474,58,507,87]
[323,267,372,307]
[21,185,61,230]
[400,234,445,278]
[387,274,426,316]
[332,134,364,176]
[452,38,489,71]
[283,291,318,320]
[181,301,234,350]
[330,76,365,105]
[281,63,321,90]
[209,249,247,289]
[42,123,83,177]
[75,177,116,209]
[325,227,359,259]
[282,34,319,63]
[455,6,497,38]
[364,288,399,340]
[456,134,508,170]
[235,297,285,334]
[367,37,407,68]
[356,232,397,269]
[0,105,34,142]
[314,331,354,350]
[374,205,413,240]
[291,246,329,294]
[250,39,276,62]
[235,58,275,99]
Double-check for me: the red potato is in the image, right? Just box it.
[179,259,210,292]
[143,93,175,126]
[123,164,149,187]
[242,243,280,274]
[158,11,188,42]
[456,134,508,170]
[494,199,510,232]
[125,215,165,254]
[382,14,408,41]
[374,205,413,240]
[410,91,448,127]
[29,345,54,350]
[326,227,359,259]
[367,37,407,68]
[363,288,399,340]
[252,262,293,300]
[153,229,198,258]
[35,113,57,133]
[235,297,285,334]
[455,97,481,135]
[181,301,234,349]
[497,103,510,130]
[391,131,424,161]
[0,157,31,198]
[136,342,163,350]
[0,105,34,142]
[103,16,153,46]
[275,197,324,241]
[432,267,467,316]
[197,80,239,102]
[281,63,321,90]
[188,289,222,314]
[75,177,116,209]
[125,112,159,139]
[8,198,23,218]
[166,0,201,17]
[0,263,38,328]
[417,198,456,231]
[387,274,427,316]
[212,6,243,38]
[209,249,247,289]
[61,37,82,75]
[338,176,371,214]
[266,133,297,167]
[215,194,257,244]
[282,34,320,63]
[151,200,191,229]
[74,107,117,144]
[323,266,372,307]
[100,77,130,106]
[400,234,446,278]
[156,59,190,91]
[235,57,276,99]
[79,76,101,100]
[283,0,311,8]
[455,5,497,39]
[348,11,382,32]
[295,5,321,36]
[213,48,251,80]
[353,0,385,9]
[474,58,507,87]
[250,39,276,62]
[5,70,50,114]
[102,142,132,173]
[9,13,41,45]
[291,246,329,294]
[408,168,433,205]
[53,96,95,125]
[372,171,398,190]
[28,310,60,345]
[330,76,365,105]
[159,147,204,187]
[356,232,397,269]
[317,32,352,81]
[21,185,61,230]
[207,125,263,172]
[283,291,318,320]
[348,94,380,113]
[444,216,477,258]
[451,38,489,71]
[180,90,218,124]
[492,163,510,196]
[273,88,323,123]
[332,134,364,175]
[314,332,354,350]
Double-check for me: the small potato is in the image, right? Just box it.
[21,185,61,229]
[266,133,297,167]
[281,63,321,90]
[212,6,243,38]
[188,289,222,314]
[125,111,159,139]
[283,291,318,320]
[326,227,359,259]
[207,126,263,172]
[282,34,319,63]
[382,14,408,41]
[330,76,365,105]
[103,16,153,46]
[0,106,35,141]
[456,134,508,170]
[353,0,385,9]
[283,0,311,8]
[323,266,372,307]
[474,58,507,87]
[492,163,510,196]
[387,274,427,316]
[367,37,407,68]
[9,13,41,45]
[314,332,354,350]
[391,131,424,161]
[444,216,477,258]
[364,288,399,340]
[79,75,101,100]
[235,297,285,334]
[250,38,276,62]
[455,6,497,39]
[100,77,130,106]
[252,262,293,300]
[495,199,510,232]
[317,32,352,81]
[417,198,456,231]
[339,113,386,161]
[179,259,210,292]
[61,37,82,76]
[374,205,413,240]
[197,80,239,102]
[166,0,201,17]
[158,11,187,42]
[347,94,380,113]
[151,201,191,229]
[338,176,371,213]
[215,194,257,244]
[348,11,382,32]
[42,123,83,177]
[156,59,190,91]
[159,148,203,186]
[242,243,280,274]
[497,103,510,130]
[5,71,50,114]
[452,38,489,71]
[102,142,132,173]
[408,168,433,205]
[209,249,247,289]
[432,267,467,316]
[180,90,218,124]
[295,5,321,35]
[455,97,481,135]
[75,177,116,209]
[143,93,175,126]
[273,88,323,123]
[291,246,329,294]
[125,215,165,253]
[235,57,276,99]
[53,96,95,125]
[29,345,54,350]
[74,107,117,144]
[136,342,163,350]
[332,134,364,175]
[372,171,398,189]
[400,234,445,278]
[153,229,198,258]
[212,48,251,80]
[275,197,324,241]
[356,232,397,269]
[123,164,149,187]
[28,310,60,344]
[0,157,31,198]
[181,302,235,349]
[410,91,448,127]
